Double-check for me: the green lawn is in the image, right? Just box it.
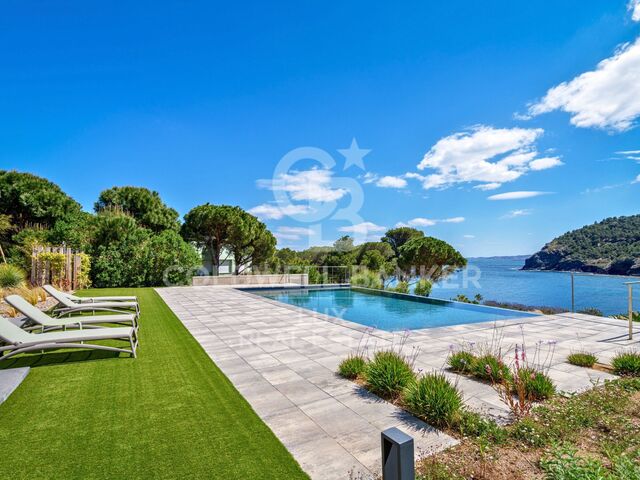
[0,288,309,479]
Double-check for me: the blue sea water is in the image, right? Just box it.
[254,287,538,331]
[429,256,639,316]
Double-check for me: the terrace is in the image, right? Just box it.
[1,284,638,479]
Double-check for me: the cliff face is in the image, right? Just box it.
[522,215,640,276]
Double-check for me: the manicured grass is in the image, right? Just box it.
[0,288,308,479]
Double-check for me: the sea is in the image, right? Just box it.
[427,256,639,316]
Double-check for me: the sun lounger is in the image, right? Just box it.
[43,285,139,317]
[5,295,138,331]
[45,285,137,303]
[0,318,138,360]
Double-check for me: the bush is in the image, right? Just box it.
[611,351,640,376]
[414,278,432,296]
[350,270,383,289]
[518,367,556,400]
[338,355,367,379]
[403,373,462,427]
[365,350,415,398]
[447,351,476,374]
[144,230,201,286]
[0,263,25,288]
[567,351,598,368]
[473,354,511,383]
[391,281,409,294]
[454,410,507,443]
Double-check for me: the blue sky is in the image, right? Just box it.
[2,1,640,256]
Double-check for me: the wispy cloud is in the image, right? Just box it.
[338,222,387,235]
[488,191,551,201]
[526,37,640,131]
[616,150,640,162]
[376,175,408,188]
[630,0,640,21]
[501,209,533,219]
[406,216,465,227]
[463,234,476,239]
[633,174,640,184]
[411,126,561,190]
[257,168,347,202]
[249,203,311,219]
[273,226,315,241]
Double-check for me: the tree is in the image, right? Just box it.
[382,227,424,257]
[181,204,241,275]
[95,186,180,233]
[144,230,201,286]
[227,210,276,274]
[355,241,394,264]
[397,236,467,282]
[0,170,82,229]
[90,214,151,287]
[334,235,355,252]
[361,250,386,270]
[48,211,96,251]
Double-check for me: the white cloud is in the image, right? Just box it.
[413,126,560,189]
[274,226,315,241]
[338,222,387,235]
[487,191,551,201]
[633,174,640,183]
[361,172,379,184]
[527,37,640,131]
[257,168,347,202]
[406,216,465,227]
[249,203,311,220]
[408,217,437,227]
[463,234,476,239]
[473,182,503,191]
[529,157,564,171]
[277,226,314,235]
[630,0,640,21]
[394,222,409,228]
[501,209,533,219]
[376,176,408,188]
[616,150,640,162]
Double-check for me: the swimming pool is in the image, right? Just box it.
[251,287,539,331]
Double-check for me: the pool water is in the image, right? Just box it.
[252,287,539,331]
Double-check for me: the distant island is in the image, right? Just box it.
[523,214,640,276]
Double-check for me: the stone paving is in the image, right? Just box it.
[157,286,639,479]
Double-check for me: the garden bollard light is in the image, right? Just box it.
[381,427,414,480]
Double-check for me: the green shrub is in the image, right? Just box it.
[390,281,409,294]
[338,355,367,379]
[567,351,598,368]
[509,416,550,448]
[447,351,476,374]
[473,354,511,383]
[540,445,610,479]
[454,410,507,443]
[350,270,383,289]
[611,351,640,376]
[414,278,432,296]
[0,264,26,288]
[365,350,415,398]
[518,367,555,400]
[404,373,462,427]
